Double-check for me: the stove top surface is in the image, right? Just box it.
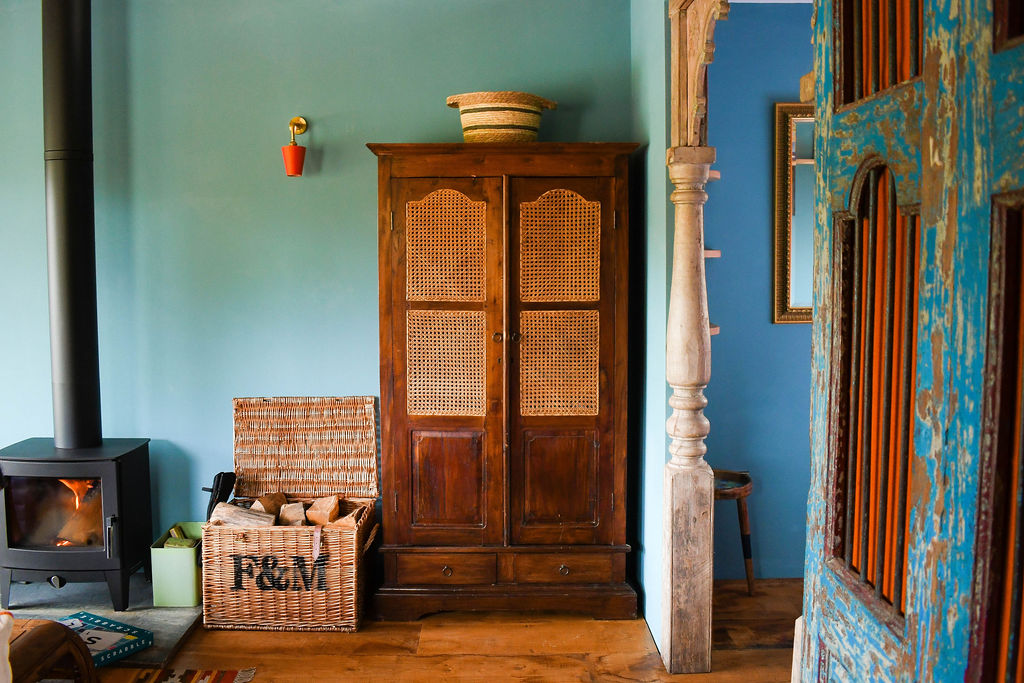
[0,438,150,462]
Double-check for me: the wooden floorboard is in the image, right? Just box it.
[100,578,801,681]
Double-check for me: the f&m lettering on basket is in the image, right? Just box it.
[231,554,330,591]
[202,396,380,632]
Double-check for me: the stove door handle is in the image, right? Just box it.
[105,515,118,560]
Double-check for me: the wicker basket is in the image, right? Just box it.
[446,91,557,142]
[202,396,380,632]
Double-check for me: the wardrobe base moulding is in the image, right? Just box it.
[372,585,637,621]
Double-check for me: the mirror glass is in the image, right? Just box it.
[773,103,814,323]
[791,117,814,308]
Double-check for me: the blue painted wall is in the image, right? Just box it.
[704,2,814,579]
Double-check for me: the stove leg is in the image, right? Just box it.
[105,570,129,611]
[0,569,11,609]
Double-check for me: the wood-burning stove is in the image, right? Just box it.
[0,0,154,611]
[0,439,151,611]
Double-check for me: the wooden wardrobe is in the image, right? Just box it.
[370,143,636,619]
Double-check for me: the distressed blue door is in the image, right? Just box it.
[803,0,1024,678]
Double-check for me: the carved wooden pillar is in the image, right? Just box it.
[663,146,716,673]
[662,0,727,674]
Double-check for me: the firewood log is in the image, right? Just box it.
[278,502,308,526]
[209,502,275,527]
[305,495,340,526]
[327,504,364,528]
[250,492,288,519]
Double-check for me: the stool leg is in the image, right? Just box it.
[737,497,754,595]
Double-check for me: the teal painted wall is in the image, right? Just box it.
[704,2,814,579]
[630,0,670,647]
[0,0,633,533]
[0,1,50,447]
[0,0,812,647]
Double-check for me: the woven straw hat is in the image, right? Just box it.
[447,91,557,142]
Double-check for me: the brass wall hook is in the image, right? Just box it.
[287,116,308,145]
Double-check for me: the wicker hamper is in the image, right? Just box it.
[202,396,379,631]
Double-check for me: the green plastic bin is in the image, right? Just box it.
[151,521,204,607]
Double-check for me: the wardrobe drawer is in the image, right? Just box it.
[395,553,497,586]
[513,553,612,584]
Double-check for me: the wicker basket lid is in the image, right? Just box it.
[232,396,380,500]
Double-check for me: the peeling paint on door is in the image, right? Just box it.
[803,0,1024,679]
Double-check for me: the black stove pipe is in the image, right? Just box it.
[42,0,102,449]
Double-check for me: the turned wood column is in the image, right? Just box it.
[661,0,727,673]
[662,145,716,674]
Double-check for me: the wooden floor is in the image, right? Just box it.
[100,579,801,682]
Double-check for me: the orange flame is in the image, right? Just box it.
[58,478,93,511]
[56,540,72,547]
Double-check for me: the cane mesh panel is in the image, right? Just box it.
[406,189,486,301]
[520,189,601,302]
[520,310,599,416]
[407,310,487,416]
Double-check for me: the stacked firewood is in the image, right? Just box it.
[208,493,354,527]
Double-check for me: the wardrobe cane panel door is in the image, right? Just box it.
[508,177,617,545]
[386,177,504,547]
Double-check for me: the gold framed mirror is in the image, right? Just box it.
[773,102,814,323]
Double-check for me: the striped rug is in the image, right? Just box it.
[114,668,255,683]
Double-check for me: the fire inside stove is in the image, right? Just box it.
[4,476,103,548]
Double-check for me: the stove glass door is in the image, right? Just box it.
[4,476,104,548]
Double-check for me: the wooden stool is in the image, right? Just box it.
[714,469,755,595]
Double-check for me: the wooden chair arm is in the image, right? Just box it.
[10,620,97,683]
